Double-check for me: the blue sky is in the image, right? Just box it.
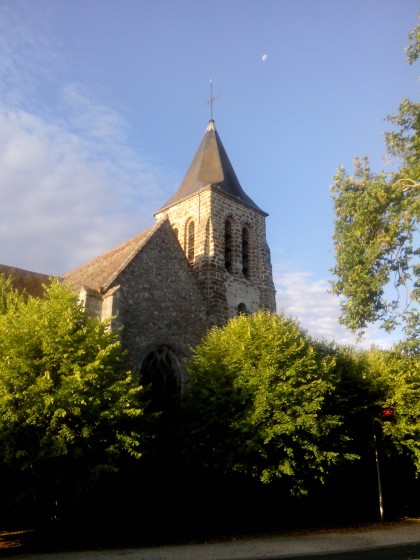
[0,0,418,348]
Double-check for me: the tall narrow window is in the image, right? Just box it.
[237,303,247,315]
[242,227,249,278]
[187,221,195,262]
[225,219,232,273]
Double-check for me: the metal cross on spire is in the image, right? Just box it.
[205,79,221,121]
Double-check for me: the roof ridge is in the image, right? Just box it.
[100,222,161,291]
[62,224,154,275]
[62,220,167,293]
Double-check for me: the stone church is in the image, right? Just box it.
[1,118,276,405]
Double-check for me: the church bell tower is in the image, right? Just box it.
[154,118,276,326]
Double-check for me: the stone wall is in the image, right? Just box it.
[155,186,276,326]
[101,220,210,384]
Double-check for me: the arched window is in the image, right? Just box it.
[187,221,195,262]
[242,227,249,279]
[225,219,232,273]
[140,346,180,413]
[237,303,247,315]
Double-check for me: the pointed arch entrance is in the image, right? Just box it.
[140,346,181,413]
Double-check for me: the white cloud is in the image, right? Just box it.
[273,265,400,349]
[0,2,175,275]
[0,102,171,275]
[59,84,129,144]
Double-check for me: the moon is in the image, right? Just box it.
[262,54,268,62]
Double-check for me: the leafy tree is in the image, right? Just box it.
[378,342,420,473]
[330,18,419,339]
[405,16,420,65]
[329,344,420,518]
[182,311,357,496]
[323,343,386,428]
[0,275,145,522]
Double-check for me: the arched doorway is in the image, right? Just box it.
[140,346,181,413]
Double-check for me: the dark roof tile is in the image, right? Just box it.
[156,120,267,216]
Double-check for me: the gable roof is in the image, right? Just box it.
[155,120,267,216]
[62,222,162,293]
[0,264,52,297]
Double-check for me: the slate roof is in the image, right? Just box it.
[156,120,267,216]
[62,222,160,293]
[0,264,52,297]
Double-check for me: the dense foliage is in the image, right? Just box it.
[330,19,419,339]
[0,274,418,533]
[179,311,420,523]
[0,275,145,521]
[183,311,364,496]
[379,341,420,471]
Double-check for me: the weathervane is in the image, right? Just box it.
[204,79,221,121]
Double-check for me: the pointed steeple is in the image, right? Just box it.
[156,120,267,216]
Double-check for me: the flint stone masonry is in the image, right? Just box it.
[108,222,209,381]
[65,219,210,383]
[155,185,276,325]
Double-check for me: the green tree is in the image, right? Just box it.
[378,342,420,473]
[0,275,145,522]
[323,344,386,433]
[330,18,419,339]
[182,311,357,496]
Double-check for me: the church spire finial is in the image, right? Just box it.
[205,79,220,121]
